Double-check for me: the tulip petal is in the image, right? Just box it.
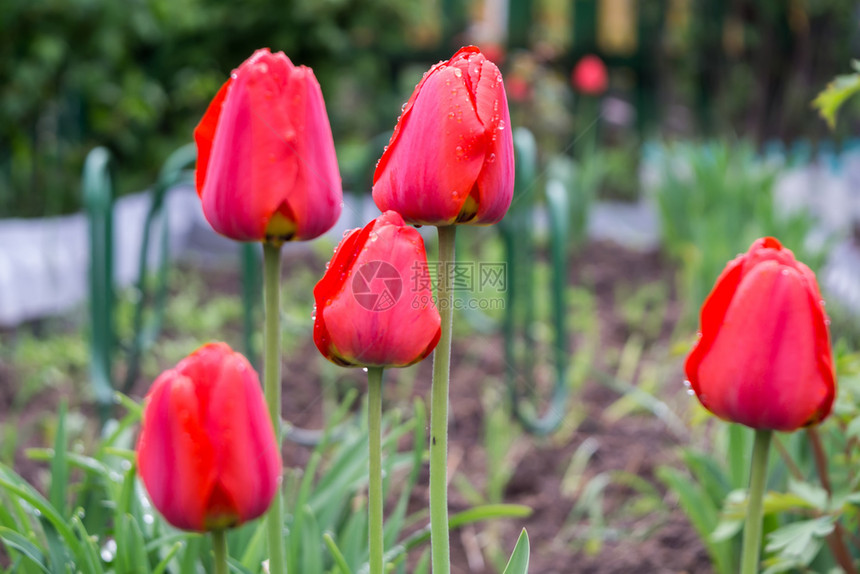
[279,66,343,240]
[194,79,231,198]
[167,374,217,530]
[207,352,281,524]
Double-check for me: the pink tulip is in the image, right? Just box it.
[137,343,281,531]
[571,54,608,96]
[685,237,835,431]
[373,46,514,226]
[195,48,342,243]
[314,211,441,367]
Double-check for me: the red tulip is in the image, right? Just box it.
[685,237,835,432]
[313,211,441,367]
[571,54,608,96]
[372,46,514,226]
[195,48,342,244]
[137,343,281,531]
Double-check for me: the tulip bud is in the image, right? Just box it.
[195,48,342,244]
[685,237,835,431]
[137,343,282,531]
[313,211,442,367]
[373,46,514,226]
[571,54,608,96]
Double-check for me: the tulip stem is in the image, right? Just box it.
[429,225,456,574]
[212,530,228,574]
[740,429,772,574]
[263,242,286,574]
[367,367,385,574]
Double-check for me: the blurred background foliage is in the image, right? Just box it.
[1,0,859,217]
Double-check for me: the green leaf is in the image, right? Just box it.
[787,480,829,511]
[502,529,530,574]
[656,466,735,574]
[813,63,860,129]
[48,403,69,519]
[300,506,323,574]
[322,532,353,574]
[152,541,184,574]
[0,527,50,573]
[765,516,834,561]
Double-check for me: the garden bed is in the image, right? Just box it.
[0,239,711,573]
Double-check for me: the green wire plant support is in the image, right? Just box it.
[498,128,572,436]
[82,147,116,425]
[84,144,196,423]
[122,144,197,393]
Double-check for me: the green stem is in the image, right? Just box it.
[263,242,286,574]
[368,367,385,574]
[740,429,772,574]
[430,225,456,574]
[212,529,228,574]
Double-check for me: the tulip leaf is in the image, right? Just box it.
[48,404,69,520]
[656,466,735,574]
[237,519,267,570]
[71,513,104,574]
[502,529,530,574]
[0,476,85,570]
[152,541,184,574]
[300,506,323,574]
[26,449,112,480]
[225,557,254,574]
[322,532,353,574]
[0,526,51,573]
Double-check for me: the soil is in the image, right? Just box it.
[0,240,713,573]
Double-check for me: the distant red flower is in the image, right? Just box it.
[195,48,342,244]
[571,54,608,96]
[137,343,281,531]
[313,211,441,368]
[373,46,514,226]
[685,237,835,431]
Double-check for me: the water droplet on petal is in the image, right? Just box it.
[819,299,826,307]
[401,102,408,112]
[230,72,238,79]
[498,120,506,130]
[487,153,496,163]
[683,379,691,388]
[781,269,790,276]
[455,145,465,158]
[686,389,695,396]
[453,67,462,78]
